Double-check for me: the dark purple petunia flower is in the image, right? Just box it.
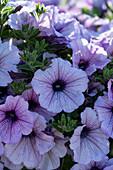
[70,38,110,75]
[70,107,109,165]
[4,113,55,169]
[0,95,34,144]
[21,86,56,122]
[31,58,88,113]
[71,157,113,170]
[94,92,113,138]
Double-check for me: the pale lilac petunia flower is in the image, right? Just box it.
[70,38,110,76]
[1,156,24,170]
[71,157,113,170]
[108,79,113,101]
[21,87,56,122]
[87,82,104,97]
[39,128,68,170]
[0,95,34,144]
[94,92,113,138]
[31,58,88,113]
[8,10,37,30]
[4,113,55,169]
[0,39,20,86]
[70,107,109,165]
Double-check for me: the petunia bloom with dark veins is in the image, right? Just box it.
[70,38,110,76]
[31,58,88,113]
[0,95,34,144]
[94,92,113,138]
[21,86,56,122]
[70,107,109,165]
[4,113,55,169]
[71,157,113,170]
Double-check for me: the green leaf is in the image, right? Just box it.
[17,64,32,71]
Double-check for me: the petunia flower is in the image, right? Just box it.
[8,10,37,30]
[71,157,113,170]
[0,95,34,144]
[21,87,56,122]
[4,113,55,169]
[108,79,113,101]
[70,38,110,76]
[1,156,23,170]
[39,128,68,170]
[31,58,88,113]
[0,39,20,86]
[94,92,113,138]
[70,107,109,165]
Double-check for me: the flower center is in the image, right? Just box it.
[52,79,65,92]
[28,100,38,111]
[78,60,88,70]
[91,168,100,170]
[81,126,90,138]
[6,110,18,122]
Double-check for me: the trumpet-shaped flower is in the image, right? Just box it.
[31,58,88,113]
[0,40,20,86]
[0,95,34,144]
[70,107,109,165]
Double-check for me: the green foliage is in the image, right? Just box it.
[8,80,32,95]
[35,2,47,17]
[82,7,90,15]
[52,114,77,133]
[0,1,14,37]
[12,24,40,41]
[17,43,50,73]
[61,154,75,170]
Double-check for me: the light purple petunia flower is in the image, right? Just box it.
[94,92,113,138]
[87,82,104,97]
[36,5,85,44]
[108,79,113,101]
[31,58,88,113]
[70,107,109,165]
[71,157,113,170]
[1,156,24,170]
[21,86,56,122]
[0,95,34,144]
[70,38,110,76]
[8,10,37,30]
[39,128,68,170]
[4,112,55,169]
[35,0,60,6]
[0,39,20,86]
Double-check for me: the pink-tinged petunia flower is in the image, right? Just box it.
[70,38,110,76]
[31,58,88,113]
[108,79,113,101]
[71,158,113,170]
[70,107,109,165]
[8,10,37,30]
[1,156,24,170]
[94,92,113,138]
[21,87,56,122]
[0,95,34,144]
[0,39,20,86]
[4,113,55,169]
[39,128,68,170]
